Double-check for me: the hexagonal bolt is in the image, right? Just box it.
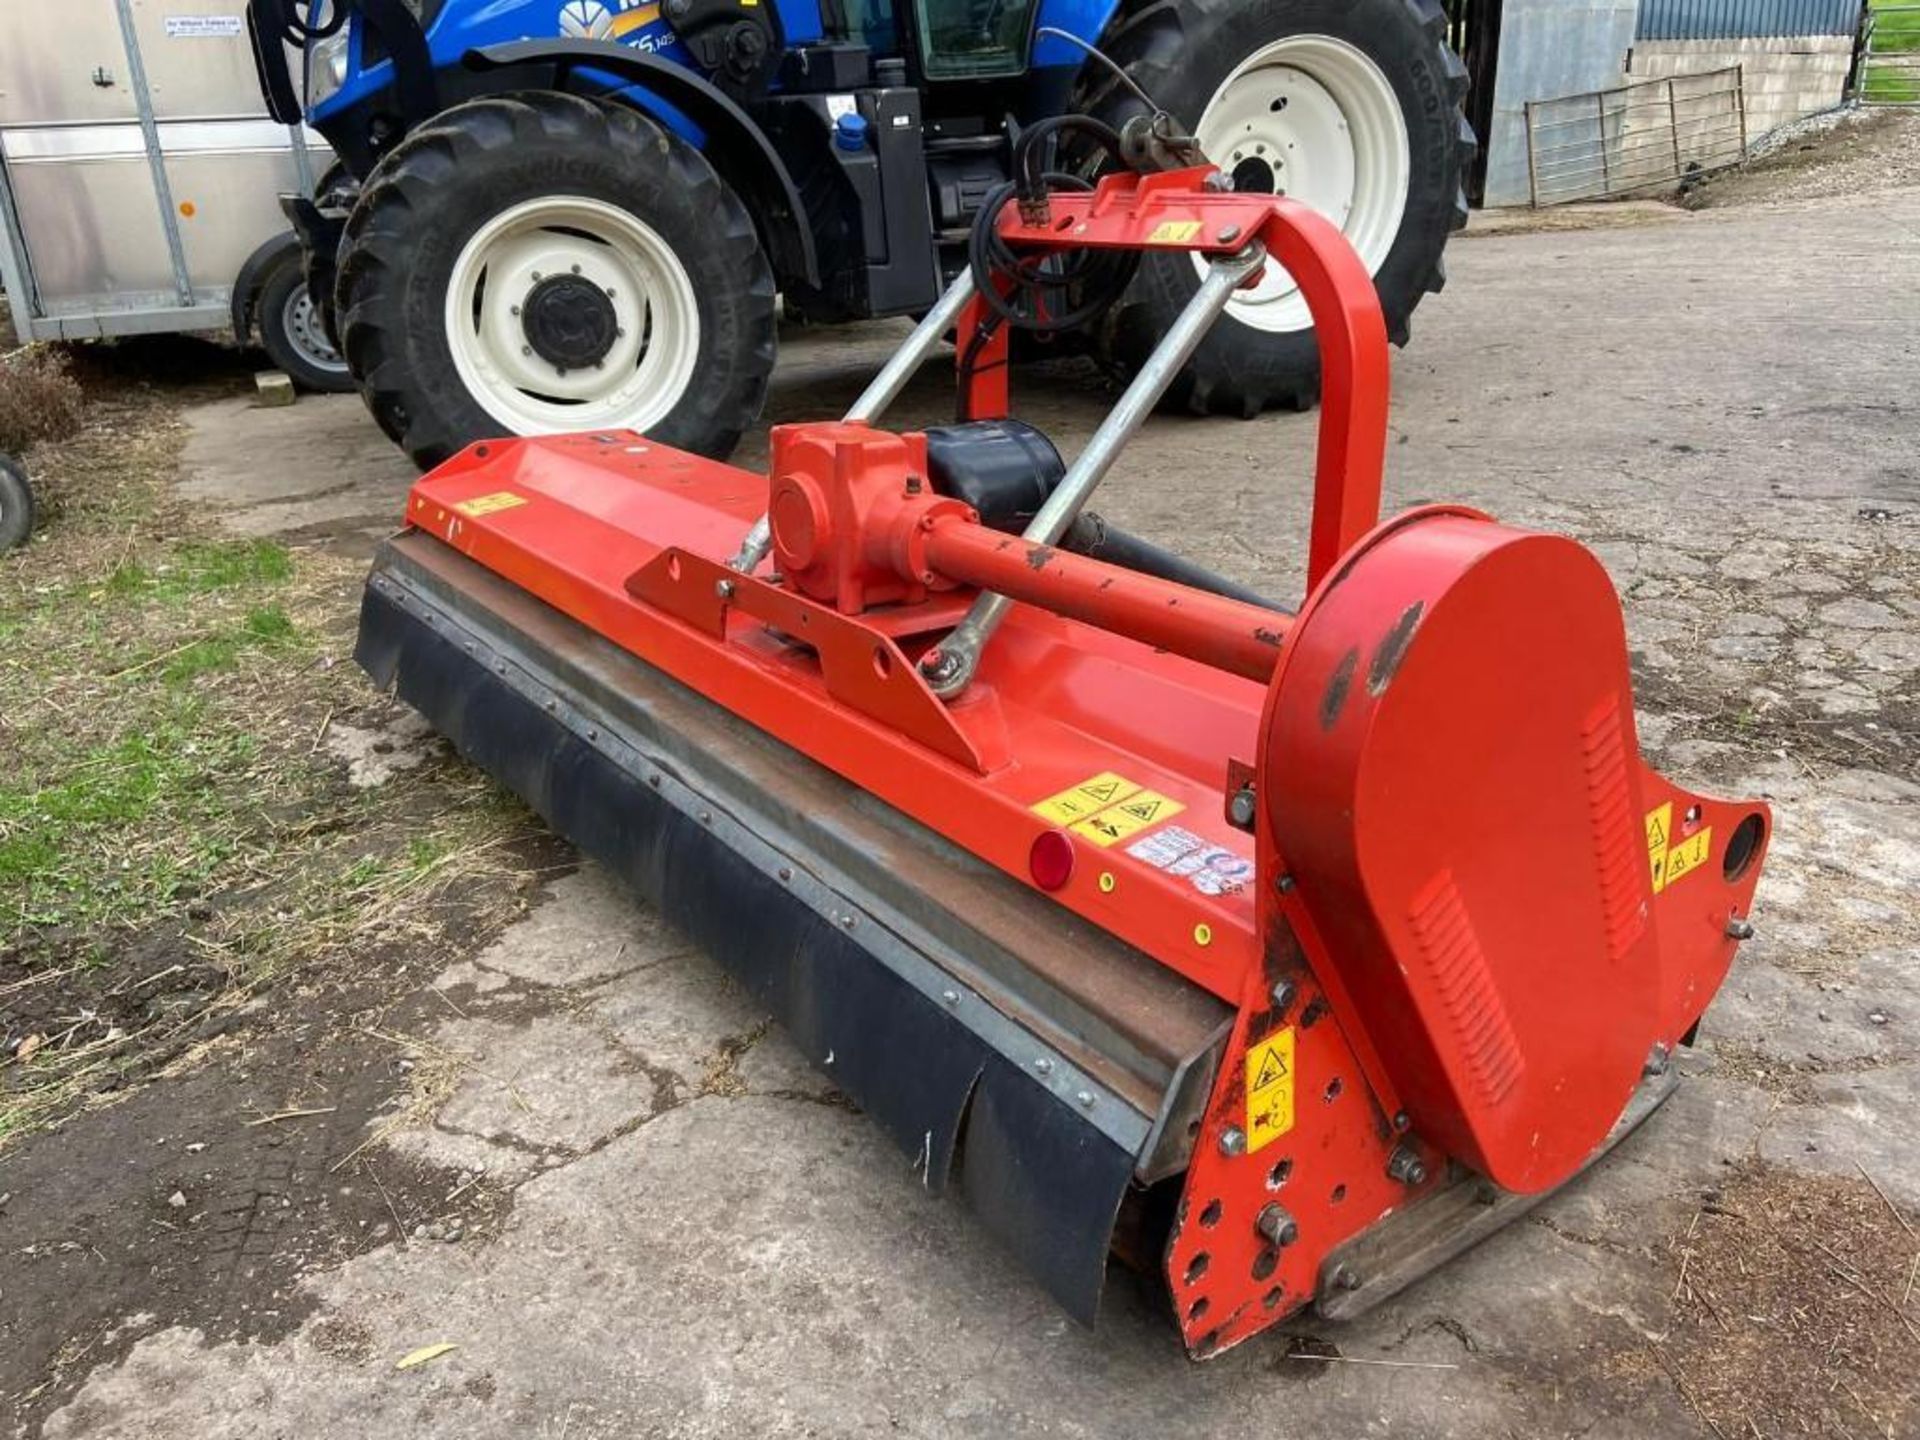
[1227,785,1257,829]
[1218,1126,1248,1158]
[1385,1142,1428,1188]
[1255,1203,1298,1248]
[1269,978,1297,1016]
[1331,1263,1362,1291]
[1725,915,1755,941]
[714,579,736,601]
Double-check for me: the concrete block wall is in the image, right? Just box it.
[1626,35,1855,139]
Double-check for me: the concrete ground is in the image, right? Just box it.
[39,184,1920,1437]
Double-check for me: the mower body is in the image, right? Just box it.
[355,173,1770,1355]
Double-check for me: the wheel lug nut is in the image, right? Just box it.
[521,345,532,356]
[511,305,521,316]
[531,271,542,281]
[571,263,582,274]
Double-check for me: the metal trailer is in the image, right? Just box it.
[0,0,348,388]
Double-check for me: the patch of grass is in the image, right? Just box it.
[0,714,244,925]
[0,382,544,1157]
[104,539,294,602]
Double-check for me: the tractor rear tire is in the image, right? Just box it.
[336,92,776,469]
[1080,0,1473,415]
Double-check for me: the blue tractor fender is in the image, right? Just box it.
[465,39,820,289]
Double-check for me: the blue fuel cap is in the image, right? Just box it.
[834,111,869,152]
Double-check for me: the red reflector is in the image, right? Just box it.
[1029,829,1076,891]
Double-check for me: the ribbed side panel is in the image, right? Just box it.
[1410,873,1525,1110]
[1581,694,1648,964]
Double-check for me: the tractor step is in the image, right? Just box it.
[358,532,1233,1322]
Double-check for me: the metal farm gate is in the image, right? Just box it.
[1862,1,1920,101]
[1523,66,1749,205]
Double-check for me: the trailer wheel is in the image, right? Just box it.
[337,93,775,469]
[1081,0,1473,414]
[255,250,355,394]
[0,455,35,554]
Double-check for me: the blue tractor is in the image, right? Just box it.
[249,0,1469,467]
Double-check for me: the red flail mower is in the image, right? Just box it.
[360,164,1768,1355]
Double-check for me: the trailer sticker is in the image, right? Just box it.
[1125,824,1253,897]
[454,491,530,518]
[1645,801,1713,893]
[164,15,244,37]
[1031,771,1139,825]
[1071,789,1184,848]
[1245,1027,1296,1152]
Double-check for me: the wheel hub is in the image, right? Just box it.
[522,273,620,371]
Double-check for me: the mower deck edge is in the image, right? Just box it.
[357,530,1236,1321]
[1310,1062,1684,1322]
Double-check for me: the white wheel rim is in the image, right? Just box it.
[1194,35,1410,335]
[444,195,701,436]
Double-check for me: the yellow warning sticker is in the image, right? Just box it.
[1031,771,1140,826]
[454,491,529,518]
[1245,1027,1296,1153]
[1646,801,1713,893]
[1147,220,1203,244]
[1645,802,1672,891]
[1661,827,1714,889]
[1071,788,1187,848]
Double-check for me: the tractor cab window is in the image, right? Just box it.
[841,0,899,57]
[912,0,1037,78]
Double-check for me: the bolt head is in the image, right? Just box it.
[1228,787,1257,827]
[1334,1264,1362,1291]
[1256,1203,1298,1247]
[1217,224,1241,243]
[1726,915,1755,941]
[1033,1057,1053,1075]
[1218,1126,1248,1157]
[715,579,736,600]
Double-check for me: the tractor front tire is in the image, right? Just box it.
[1082,0,1473,415]
[336,92,776,469]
